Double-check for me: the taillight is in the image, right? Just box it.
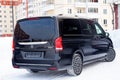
[55,37,63,51]
[12,40,15,51]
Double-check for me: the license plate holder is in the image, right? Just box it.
[21,51,44,59]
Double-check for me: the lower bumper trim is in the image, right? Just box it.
[16,63,52,67]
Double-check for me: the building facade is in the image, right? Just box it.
[0,5,13,36]
[107,0,120,29]
[15,0,113,31]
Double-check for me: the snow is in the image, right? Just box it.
[108,29,120,48]
[0,30,120,80]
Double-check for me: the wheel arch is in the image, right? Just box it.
[74,49,84,62]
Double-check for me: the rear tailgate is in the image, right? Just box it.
[13,17,59,64]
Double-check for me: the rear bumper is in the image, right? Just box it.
[12,49,61,71]
[13,63,57,71]
[12,59,64,71]
[12,50,71,71]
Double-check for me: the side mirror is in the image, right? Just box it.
[105,32,109,37]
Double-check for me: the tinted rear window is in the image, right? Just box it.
[14,17,55,41]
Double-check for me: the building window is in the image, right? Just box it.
[103,9,107,14]
[68,9,72,14]
[0,25,2,27]
[10,15,12,18]
[103,0,106,4]
[5,25,7,27]
[10,6,12,8]
[42,11,47,15]
[4,11,6,13]
[75,0,86,2]
[28,10,34,14]
[10,25,13,28]
[28,5,33,8]
[77,8,86,13]
[103,19,107,25]
[4,15,6,18]
[77,8,82,13]
[68,0,72,3]
[92,18,98,22]
[10,20,13,23]
[0,20,2,22]
[22,2,25,5]
[88,0,98,2]
[9,11,12,13]
[4,20,6,23]
[88,8,98,13]
[11,30,13,32]
[5,30,7,32]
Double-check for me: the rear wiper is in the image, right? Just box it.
[18,39,31,42]
[18,39,44,42]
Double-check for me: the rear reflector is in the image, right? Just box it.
[13,65,19,68]
[55,37,63,51]
[48,67,57,70]
[12,40,15,51]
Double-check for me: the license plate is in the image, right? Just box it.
[21,51,44,59]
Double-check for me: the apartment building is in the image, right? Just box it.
[15,0,41,20]
[0,5,13,36]
[15,0,113,31]
[106,0,120,29]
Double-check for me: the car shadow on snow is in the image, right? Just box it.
[16,61,106,80]
[18,70,69,80]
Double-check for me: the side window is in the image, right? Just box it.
[94,23,103,35]
[80,20,92,35]
[61,19,80,36]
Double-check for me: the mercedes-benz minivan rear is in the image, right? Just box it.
[12,16,116,76]
[12,16,63,71]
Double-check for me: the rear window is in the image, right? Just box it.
[14,17,55,41]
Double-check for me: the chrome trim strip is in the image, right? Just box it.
[19,41,48,45]
[16,63,51,66]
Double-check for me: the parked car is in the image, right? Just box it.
[12,16,116,76]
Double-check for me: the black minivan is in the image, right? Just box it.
[12,16,116,76]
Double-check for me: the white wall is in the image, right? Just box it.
[108,29,120,48]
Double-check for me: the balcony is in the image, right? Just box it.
[41,4,54,11]
[41,0,54,11]
[76,13,99,18]
[76,13,87,18]
[74,2,86,7]
[75,1,99,7]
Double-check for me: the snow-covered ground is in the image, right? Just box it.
[0,30,120,80]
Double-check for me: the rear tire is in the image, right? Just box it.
[27,69,39,73]
[67,53,83,76]
[105,48,116,62]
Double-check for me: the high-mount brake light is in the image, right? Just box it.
[28,17,39,20]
